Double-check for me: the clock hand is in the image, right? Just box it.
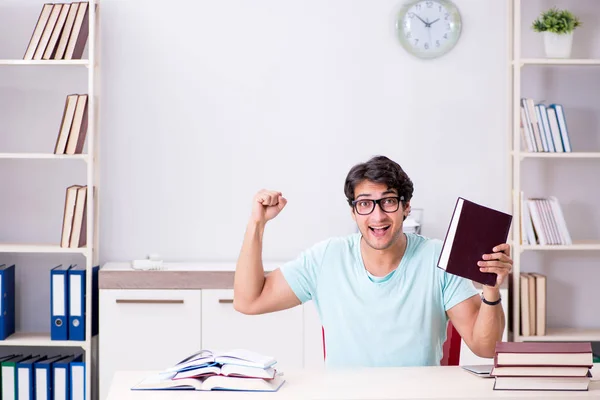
[429,18,440,25]
[415,14,428,26]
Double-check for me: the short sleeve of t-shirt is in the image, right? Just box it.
[442,270,480,311]
[279,238,332,303]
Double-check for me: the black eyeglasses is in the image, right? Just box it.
[351,196,404,215]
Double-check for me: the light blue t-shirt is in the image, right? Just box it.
[280,232,478,368]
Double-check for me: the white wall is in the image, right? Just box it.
[99,0,510,263]
[0,1,512,332]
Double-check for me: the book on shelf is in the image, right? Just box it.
[519,272,546,337]
[132,349,285,392]
[519,97,572,153]
[437,197,512,286]
[23,2,89,61]
[491,342,592,391]
[60,185,87,248]
[520,193,572,246]
[55,94,88,155]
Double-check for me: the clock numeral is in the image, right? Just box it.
[446,23,451,30]
[424,42,429,50]
[445,13,450,20]
[439,5,443,12]
[414,38,419,45]
[426,1,433,7]
[443,33,448,39]
[406,32,412,39]
[415,4,421,10]
[436,40,440,47]
[408,12,415,19]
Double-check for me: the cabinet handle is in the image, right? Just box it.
[115,299,184,305]
[218,299,234,304]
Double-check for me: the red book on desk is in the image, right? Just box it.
[437,197,512,286]
[494,342,593,367]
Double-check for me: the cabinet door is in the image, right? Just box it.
[99,289,202,400]
[201,289,303,372]
[303,300,325,369]
[459,288,509,365]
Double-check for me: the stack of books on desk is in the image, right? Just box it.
[491,342,593,391]
[132,349,285,392]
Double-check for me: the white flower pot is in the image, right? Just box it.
[543,31,573,58]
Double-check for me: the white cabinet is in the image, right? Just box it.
[303,300,325,369]
[201,289,304,372]
[459,288,509,366]
[99,289,202,400]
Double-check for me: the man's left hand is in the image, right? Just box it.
[478,243,513,288]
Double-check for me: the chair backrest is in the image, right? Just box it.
[440,321,462,366]
[322,321,462,366]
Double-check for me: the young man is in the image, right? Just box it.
[234,155,512,367]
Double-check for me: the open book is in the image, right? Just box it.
[166,349,277,373]
[174,363,276,380]
[132,371,285,392]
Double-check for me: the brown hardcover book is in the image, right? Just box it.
[491,365,590,378]
[23,3,54,60]
[43,4,71,60]
[60,185,83,248]
[65,95,88,154]
[64,2,89,60]
[437,197,512,286]
[54,94,79,154]
[33,4,62,60]
[493,376,590,391]
[54,2,80,59]
[494,342,593,367]
[529,273,547,336]
[69,186,87,248]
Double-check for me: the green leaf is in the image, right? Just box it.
[531,7,581,34]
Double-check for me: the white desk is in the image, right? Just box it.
[107,364,600,400]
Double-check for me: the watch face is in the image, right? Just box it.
[396,0,462,59]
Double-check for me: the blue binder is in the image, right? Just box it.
[68,265,100,341]
[52,355,81,400]
[51,265,71,340]
[68,266,85,341]
[0,264,15,340]
[70,360,86,400]
[34,355,67,400]
[16,355,45,400]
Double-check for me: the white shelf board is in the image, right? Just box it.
[521,241,600,251]
[0,243,88,254]
[0,332,86,348]
[0,60,88,66]
[518,328,600,342]
[516,58,600,66]
[0,153,88,161]
[516,152,600,159]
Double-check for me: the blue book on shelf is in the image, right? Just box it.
[16,355,46,400]
[0,264,15,340]
[51,265,71,340]
[549,103,572,152]
[53,355,82,400]
[68,265,100,341]
[35,355,68,400]
[70,360,86,400]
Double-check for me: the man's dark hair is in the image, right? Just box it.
[344,155,414,207]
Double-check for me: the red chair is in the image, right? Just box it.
[322,321,462,366]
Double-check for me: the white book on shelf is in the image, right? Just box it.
[548,196,572,245]
[545,107,565,152]
[527,199,548,245]
[519,107,535,152]
[537,104,555,152]
[550,104,572,152]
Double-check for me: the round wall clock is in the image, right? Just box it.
[396,0,462,59]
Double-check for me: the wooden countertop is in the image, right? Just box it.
[99,262,508,290]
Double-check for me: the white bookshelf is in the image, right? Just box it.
[509,0,600,345]
[0,1,100,399]
[0,60,89,66]
[0,153,88,161]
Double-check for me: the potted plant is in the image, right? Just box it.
[532,7,581,58]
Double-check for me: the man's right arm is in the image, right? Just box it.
[233,190,301,315]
